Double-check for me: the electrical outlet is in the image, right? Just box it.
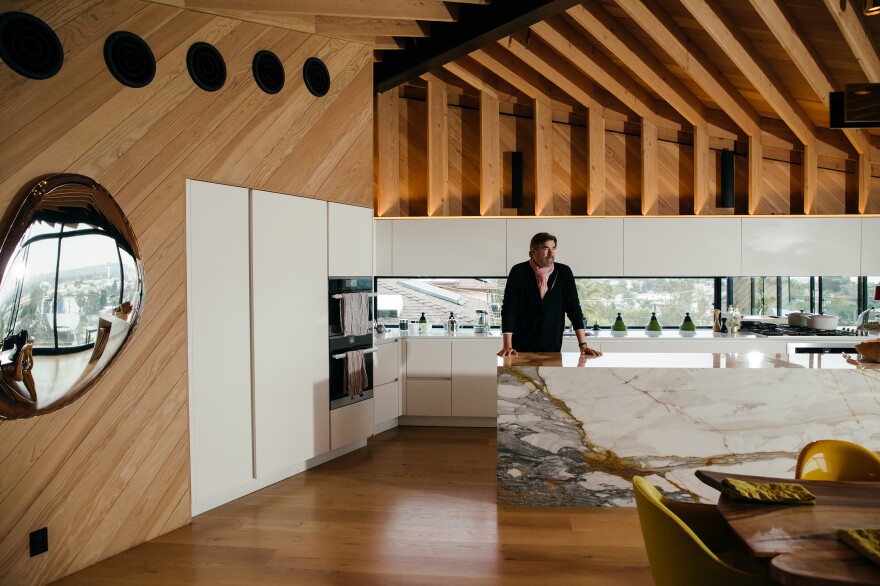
[29,527,47,557]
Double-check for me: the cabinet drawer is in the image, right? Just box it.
[451,340,500,417]
[406,340,452,378]
[374,380,400,426]
[330,399,373,450]
[406,379,452,416]
[374,341,400,387]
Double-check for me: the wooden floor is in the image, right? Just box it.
[57,427,652,585]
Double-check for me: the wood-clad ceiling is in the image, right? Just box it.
[369,0,880,217]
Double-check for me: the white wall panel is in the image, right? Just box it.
[186,180,254,508]
[392,219,507,276]
[328,202,372,277]
[741,218,861,276]
[505,218,624,275]
[252,190,329,478]
[623,218,741,276]
[375,219,393,276]
[862,218,880,276]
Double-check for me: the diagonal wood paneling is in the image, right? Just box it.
[0,1,373,584]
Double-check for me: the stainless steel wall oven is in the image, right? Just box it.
[328,278,374,410]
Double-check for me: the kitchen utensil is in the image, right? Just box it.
[806,313,839,330]
[474,310,489,333]
[788,311,810,327]
[713,309,721,332]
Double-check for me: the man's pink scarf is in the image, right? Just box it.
[529,259,554,299]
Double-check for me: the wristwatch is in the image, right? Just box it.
[578,342,588,347]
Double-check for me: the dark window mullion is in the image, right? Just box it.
[52,226,63,350]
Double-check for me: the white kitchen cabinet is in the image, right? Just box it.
[374,340,401,387]
[862,218,880,276]
[406,379,453,416]
[451,339,502,417]
[406,339,452,377]
[251,191,329,478]
[331,399,374,449]
[741,218,861,276]
[328,202,373,277]
[374,218,393,276]
[623,218,742,276]
[505,218,624,276]
[374,380,401,428]
[660,339,787,354]
[392,219,507,276]
[186,181,254,512]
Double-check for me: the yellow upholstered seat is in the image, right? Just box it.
[796,439,880,482]
[632,476,773,586]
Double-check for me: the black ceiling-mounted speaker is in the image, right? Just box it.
[720,149,735,209]
[253,50,284,94]
[303,57,330,97]
[186,42,226,92]
[0,12,63,80]
[511,151,523,209]
[104,31,155,88]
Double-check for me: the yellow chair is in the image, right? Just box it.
[796,439,880,481]
[632,476,773,586]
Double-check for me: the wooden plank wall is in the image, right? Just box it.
[383,96,879,217]
[0,1,373,584]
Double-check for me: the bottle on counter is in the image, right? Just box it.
[418,312,428,333]
[611,313,627,336]
[446,312,457,333]
[645,312,662,336]
[679,312,696,335]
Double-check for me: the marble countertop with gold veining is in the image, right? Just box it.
[498,351,873,369]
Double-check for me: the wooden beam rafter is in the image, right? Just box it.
[425,75,449,216]
[375,88,400,216]
[315,17,429,37]
[180,0,457,21]
[480,90,502,216]
[469,44,556,103]
[535,99,555,215]
[821,0,880,82]
[443,56,499,97]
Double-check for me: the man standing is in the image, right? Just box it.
[497,232,601,357]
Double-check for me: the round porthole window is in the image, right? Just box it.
[0,174,145,419]
[0,12,64,80]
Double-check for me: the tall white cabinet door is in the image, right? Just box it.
[187,180,254,508]
[252,191,329,478]
[328,202,373,277]
[451,339,502,417]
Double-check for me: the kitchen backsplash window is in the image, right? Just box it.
[376,275,877,330]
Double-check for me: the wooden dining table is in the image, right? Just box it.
[696,470,880,586]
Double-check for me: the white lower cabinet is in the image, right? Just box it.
[374,380,401,427]
[406,379,452,416]
[452,339,502,417]
[600,340,664,352]
[331,399,374,450]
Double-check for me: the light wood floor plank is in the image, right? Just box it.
[57,427,651,584]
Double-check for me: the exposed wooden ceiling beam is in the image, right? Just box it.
[531,16,658,121]
[611,0,761,137]
[821,0,880,81]
[678,0,814,146]
[469,44,555,103]
[374,0,583,93]
[565,4,706,126]
[749,0,870,156]
[443,56,499,97]
[180,0,457,21]
[501,31,601,111]
[315,17,429,37]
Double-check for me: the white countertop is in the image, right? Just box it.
[501,352,877,370]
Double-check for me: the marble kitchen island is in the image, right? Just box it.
[497,352,880,507]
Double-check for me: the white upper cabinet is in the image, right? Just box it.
[623,218,742,276]
[392,219,507,276]
[186,180,254,509]
[505,218,624,276]
[251,191,329,477]
[741,218,861,276]
[328,202,373,277]
[862,218,880,276]
[375,219,393,276]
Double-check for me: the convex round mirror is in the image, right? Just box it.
[0,174,144,419]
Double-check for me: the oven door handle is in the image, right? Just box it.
[332,347,378,359]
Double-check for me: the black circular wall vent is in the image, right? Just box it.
[252,50,284,94]
[0,12,63,80]
[186,41,225,92]
[104,31,155,88]
[303,57,329,97]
